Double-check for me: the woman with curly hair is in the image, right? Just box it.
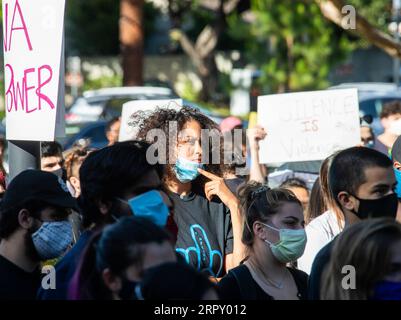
[132,106,246,278]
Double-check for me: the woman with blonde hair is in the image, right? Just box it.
[298,153,344,274]
[321,218,401,300]
[63,145,92,242]
[64,145,92,198]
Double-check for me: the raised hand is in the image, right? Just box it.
[247,125,267,150]
[198,168,238,208]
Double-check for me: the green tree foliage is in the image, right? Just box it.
[227,0,355,93]
[348,0,391,31]
[347,0,391,48]
[65,0,120,56]
[65,0,158,56]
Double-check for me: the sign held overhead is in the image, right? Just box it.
[257,89,361,163]
[2,0,66,141]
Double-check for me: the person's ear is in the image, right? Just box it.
[253,221,267,241]
[18,209,35,230]
[102,268,122,294]
[394,161,401,171]
[96,200,112,216]
[69,177,81,195]
[337,191,358,212]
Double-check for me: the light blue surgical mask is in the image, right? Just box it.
[394,169,401,200]
[173,157,204,183]
[117,190,170,227]
[365,140,375,148]
[32,221,73,260]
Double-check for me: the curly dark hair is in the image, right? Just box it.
[131,106,224,186]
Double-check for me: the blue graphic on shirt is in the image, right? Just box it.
[176,224,223,278]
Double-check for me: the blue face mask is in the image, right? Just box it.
[32,221,73,260]
[365,140,375,148]
[372,280,401,300]
[117,190,170,227]
[394,169,401,200]
[173,157,204,183]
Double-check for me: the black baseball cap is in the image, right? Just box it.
[0,170,78,212]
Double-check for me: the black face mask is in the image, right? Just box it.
[51,168,67,181]
[351,193,398,220]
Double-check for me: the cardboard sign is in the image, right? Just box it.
[119,99,183,141]
[257,89,361,163]
[2,0,66,141]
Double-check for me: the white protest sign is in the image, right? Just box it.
[2,0,66,141]
[257,89,361,163]
[119,99,183,141]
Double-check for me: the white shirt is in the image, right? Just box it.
[298,210,343,274]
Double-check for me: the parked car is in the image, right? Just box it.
[66,86,180,124]
[329,82,401,135]
[58,121,108,150]
[66,86,224,125]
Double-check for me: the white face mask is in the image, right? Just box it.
[388,119,401,135]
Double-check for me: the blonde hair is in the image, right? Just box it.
[64,146,92,180]
[321,218,401,300]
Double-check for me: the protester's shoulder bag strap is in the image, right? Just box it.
[228,264,258,300]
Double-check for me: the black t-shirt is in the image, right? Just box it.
[218,264,308,300]
[307,238,335,300]
[170,190,234,278]
[373,137,389,156]
[224,177,246,196]
[0,254,41,300]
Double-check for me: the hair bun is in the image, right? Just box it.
[250,184,270,199]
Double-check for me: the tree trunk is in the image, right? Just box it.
[316,0,401,59]
[120,0,144,86]
[199,55,219,102]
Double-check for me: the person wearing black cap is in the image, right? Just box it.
[0,170,77,300]
[38,140,176,300]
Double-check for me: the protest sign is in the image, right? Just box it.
[2,0,66,141]
[119,99,183,141]
[257,89,361,163]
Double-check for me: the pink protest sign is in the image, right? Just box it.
[2,0,65,141]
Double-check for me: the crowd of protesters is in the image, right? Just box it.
[0,99,401,301]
